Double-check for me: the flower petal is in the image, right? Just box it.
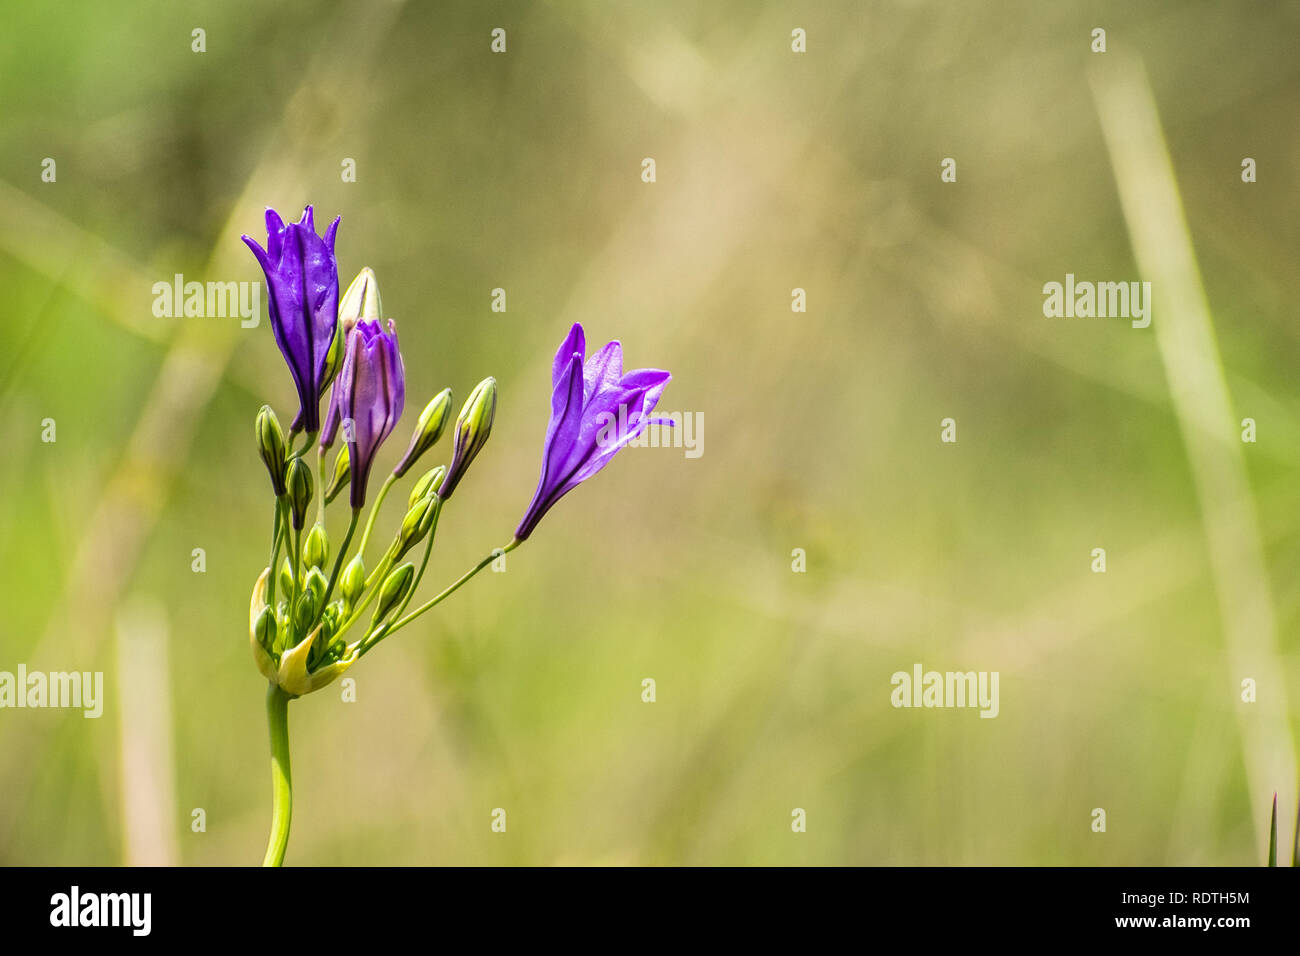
[264,208,285,261]
[241,234,272,273]
[552,323,585,388]
[619,368,671,417]
[541,353,586,489]
[583,340,623,405]
[323,215,340,254]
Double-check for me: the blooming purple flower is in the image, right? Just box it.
[514,323,672,541]
[242,206,341,433]
[329,319,405,509]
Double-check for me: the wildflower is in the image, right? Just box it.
[242,207,341,433]
[514,323,671,540]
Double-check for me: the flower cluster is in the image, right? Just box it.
[243,205,673,701]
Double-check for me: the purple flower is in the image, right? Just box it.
[329,319,405,509]
[242,206,341,433]
[514,323,672,541]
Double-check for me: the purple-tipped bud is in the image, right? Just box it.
[393,388,453,478]
[242,206,341,434]
[329,319,405,509]
[437,377,497,499]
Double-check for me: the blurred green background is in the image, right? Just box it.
[2,0,1299,865]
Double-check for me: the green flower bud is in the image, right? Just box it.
[279,557,295,597]
[340,555,366,606]
[256,405,288,497]
[393,388,454,477]
[248,569,278,683]
[409,465,448,509]
[274,602,290,652]
[319,269,380,397]
[372,562,415,625]
[393,495,439,561]
[324,446,351,504]
[305,567,328,603]
[303,523,329,570]
[253,604,277,652]
[309,605,340,669]
[322,601,343,632]
[438,377,497,499]
[320,317,345,392]
[339,267,382,333]
[286,458,313,530]
[294,569,326,634]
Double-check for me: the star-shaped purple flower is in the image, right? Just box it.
[242,206,340,434]
[514,323,672,541]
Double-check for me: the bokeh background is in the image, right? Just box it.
[2,0,1299,865]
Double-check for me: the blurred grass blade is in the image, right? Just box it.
[1293,791,1299,867]
[1090,55,1297,855]
[1267,793,1276,866]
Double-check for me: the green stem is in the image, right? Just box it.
[362,538,519,655]
[357,474,396,559]
[316,447,327,526]
[339,546,394,637]
[393,498,443,622]
[320,507,360,610]
[291,523,303,606]
[262,684,293,867]
[267,497,286,608]
[287,430,318,461]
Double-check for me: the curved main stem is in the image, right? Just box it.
[262,684,293,867]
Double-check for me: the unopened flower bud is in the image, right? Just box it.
[256,405,288,496]
[294,569,326,633]
[248,568,278,683]
[372,562,415,625]
[324,446,350,504]
[393,495,438,561]
[279,557,294,597]
[304,567,328,602]
[438,377,497,499]
[320,319,345,392]
[393,388,453,477]
[253,604,277,652]
[303,523,329,570]
[338,267,382,335]
[312,607,338,663]
[286,458,313,530]
[409,465,447,508]
[319,268,382,426]
[340,555,366,606]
